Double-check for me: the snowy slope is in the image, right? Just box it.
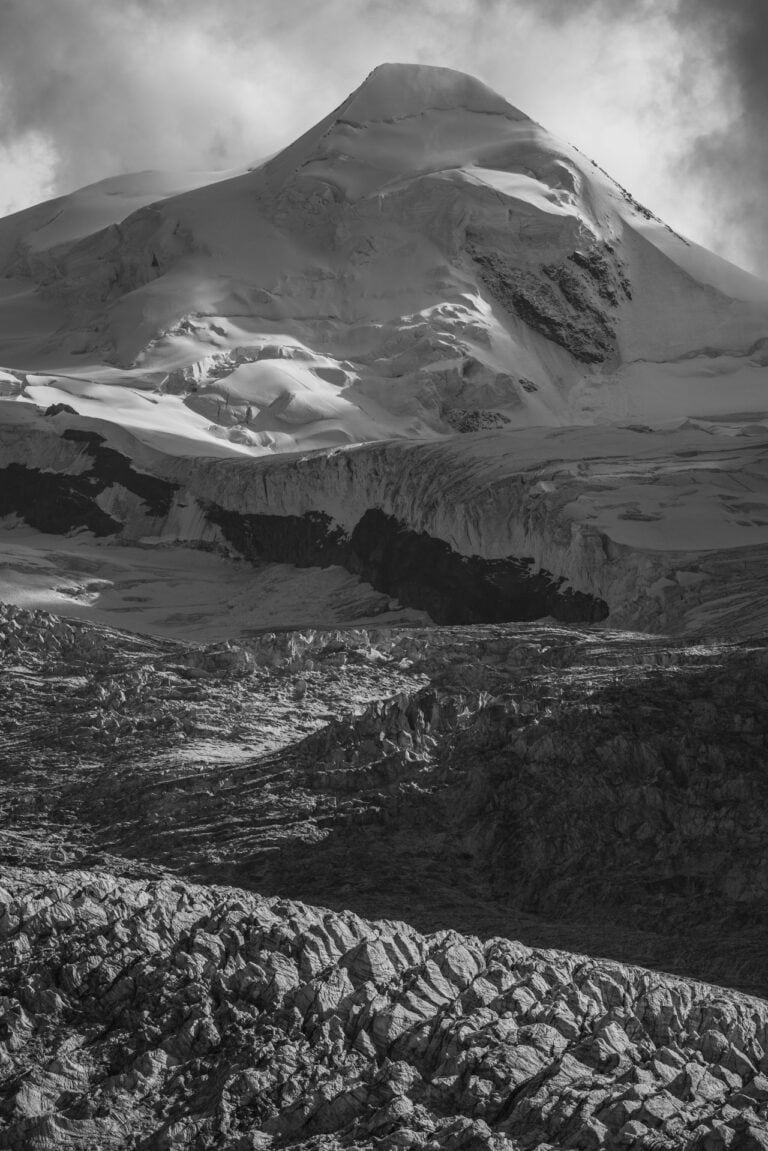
[1,63,768,635]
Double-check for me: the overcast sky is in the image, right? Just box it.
[1,0,766,277]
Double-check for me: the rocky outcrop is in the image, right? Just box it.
[469,244,619,364]
[1,867,768,1151]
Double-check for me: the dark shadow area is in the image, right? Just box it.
[207,504,609,625]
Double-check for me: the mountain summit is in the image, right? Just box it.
[260,62,529,193]
[332,61,528,121]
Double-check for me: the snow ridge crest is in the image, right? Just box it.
[340,61,529,124]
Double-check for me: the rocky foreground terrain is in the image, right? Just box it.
[2,602,768,1149]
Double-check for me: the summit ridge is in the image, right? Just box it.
[339,61,529,122]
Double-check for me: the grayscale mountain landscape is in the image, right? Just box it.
[1,61,768,1151]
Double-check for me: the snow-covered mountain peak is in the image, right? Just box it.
[0,64,766,462]
[339,62,528,123]
[261,62,532,197]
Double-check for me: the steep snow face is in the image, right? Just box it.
[0,168,242,267]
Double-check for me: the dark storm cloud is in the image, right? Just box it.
[670,0,768,274]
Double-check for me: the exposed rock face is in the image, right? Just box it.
[468,243,620,364]
[2,867,768,1151]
